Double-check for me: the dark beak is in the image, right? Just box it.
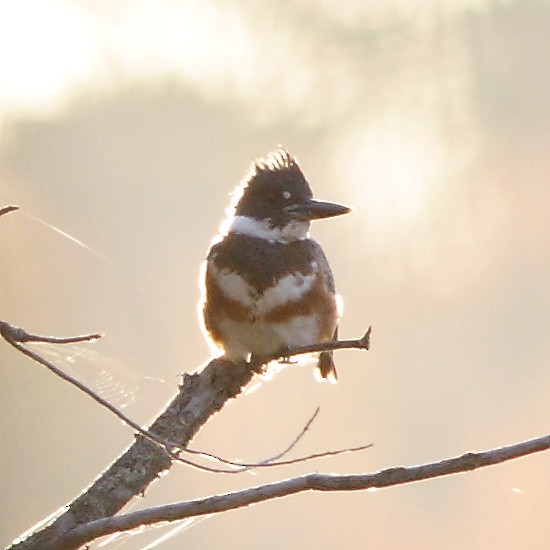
[284,199,351,221]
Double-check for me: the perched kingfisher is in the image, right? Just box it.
[199,147,350,381]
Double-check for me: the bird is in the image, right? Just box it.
[199,147,350,381]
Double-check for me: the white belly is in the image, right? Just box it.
[218,313,320,360]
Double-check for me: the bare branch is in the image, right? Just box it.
[0,205,19,217]
[0,321,102,344]
[62,433,550,549]
[2,319,373,473]
[6,324,373,549]
[5,317,547,550]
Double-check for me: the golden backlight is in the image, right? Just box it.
[1,2,548,549]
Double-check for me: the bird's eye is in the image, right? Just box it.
[283,190,291,200]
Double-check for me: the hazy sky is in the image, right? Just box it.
[1,1,549,549]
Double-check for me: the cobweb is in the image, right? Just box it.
[27,342,165,409]
[12,209,205,547]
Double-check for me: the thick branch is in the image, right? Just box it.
[8,357,255,550]
[62,433,550,548]
[7,321,373,549]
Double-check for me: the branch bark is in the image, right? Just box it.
[8,357,256,550]
[43,433,550,549]
[6,320,548,549]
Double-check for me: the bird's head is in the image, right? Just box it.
[224,147,351,243]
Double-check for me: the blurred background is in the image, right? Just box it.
[1,0,549,548]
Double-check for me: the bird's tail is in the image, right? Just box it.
[317,350,337,383]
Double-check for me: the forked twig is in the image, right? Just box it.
[182,407,321,468]
[254,406,321,465]
[185,408,373,470]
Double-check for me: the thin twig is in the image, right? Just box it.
[250,326,372,371]
[0,322,102,344]
[185,408,372,470]
[0,205,19,217]
[252,442,374,468]
[182,407,321,468]
[255,406,320,465]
